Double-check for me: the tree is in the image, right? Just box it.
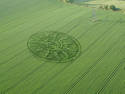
[110,5,116,11]
[104,5,109,10]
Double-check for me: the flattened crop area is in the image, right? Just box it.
[0,0,125,94]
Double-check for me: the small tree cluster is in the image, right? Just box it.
[99,5,109,10]
[99,4,120,11]
[65,0,74,3]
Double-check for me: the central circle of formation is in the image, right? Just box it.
[27,31,81,63]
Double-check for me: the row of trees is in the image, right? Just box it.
[64,0,120,11]
[99,5,120,11]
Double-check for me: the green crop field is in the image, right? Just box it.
[0,0,125,94]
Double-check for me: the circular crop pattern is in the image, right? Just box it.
[27,31,81,63]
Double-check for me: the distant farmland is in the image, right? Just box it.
[0,0,125,94]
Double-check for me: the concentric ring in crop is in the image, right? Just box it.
[27,31,81,63]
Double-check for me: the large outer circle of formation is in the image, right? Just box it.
[27,31,81,63]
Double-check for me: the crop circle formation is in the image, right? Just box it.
[27,31,81,63]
